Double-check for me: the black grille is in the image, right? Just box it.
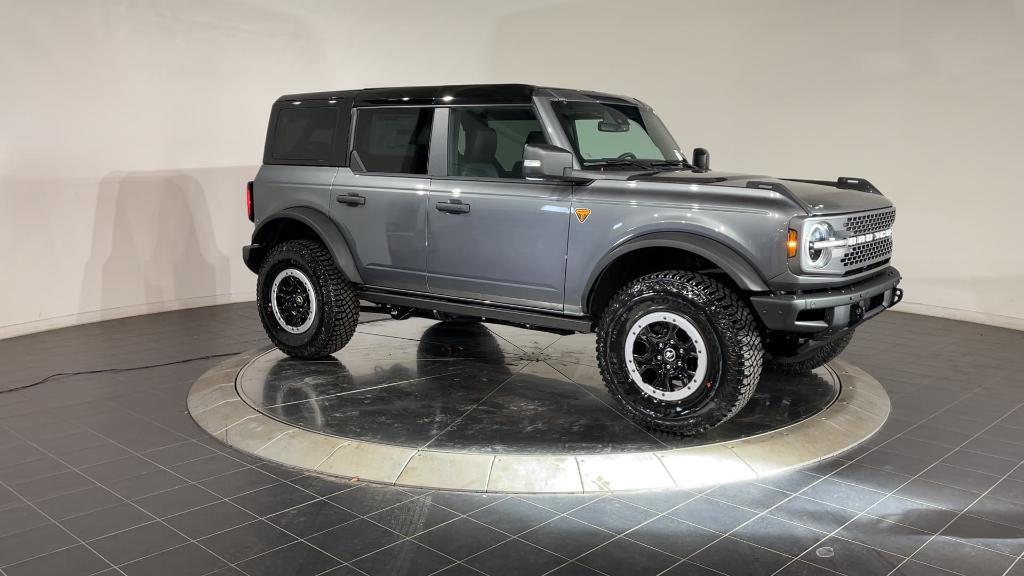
[841,237,893,268]
[845,209,895,236]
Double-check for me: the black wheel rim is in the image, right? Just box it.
[270,268,316,334]
[624,311,710,403]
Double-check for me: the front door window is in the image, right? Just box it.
[448,106,546,179]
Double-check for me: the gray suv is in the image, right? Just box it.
[243,84,902,435]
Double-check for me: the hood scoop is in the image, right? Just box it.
[782,177,882,195]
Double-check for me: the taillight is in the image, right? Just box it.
[246,181,254,222]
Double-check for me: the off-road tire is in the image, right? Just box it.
[257,239,359,358]
[596,271,763,436]
[765,330,854,375]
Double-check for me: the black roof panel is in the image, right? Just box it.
[276,84,639,107]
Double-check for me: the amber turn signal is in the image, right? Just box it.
[787,229,798,258]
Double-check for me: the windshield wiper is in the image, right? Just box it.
[647,160,693,170]
[585,159,654,170]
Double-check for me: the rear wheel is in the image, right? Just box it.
[257,239,359,358]
[596,271,763,436]
[765,330,855,375]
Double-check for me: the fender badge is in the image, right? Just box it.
[575,208,592,223]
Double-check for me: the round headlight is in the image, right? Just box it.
[807,222,833,267]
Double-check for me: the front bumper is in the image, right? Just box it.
[751,266,902,334]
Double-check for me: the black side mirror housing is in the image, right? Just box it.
[523,144,591,183]
[692,147,710,172]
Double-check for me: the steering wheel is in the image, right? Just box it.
[617,152,637,160]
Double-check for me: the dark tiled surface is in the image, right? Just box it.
[0,305,1023,575]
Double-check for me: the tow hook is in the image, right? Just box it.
[850,303,865,325]
[891,287,904,308]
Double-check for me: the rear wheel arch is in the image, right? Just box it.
[250,208,362,284]
[584,233,769,318]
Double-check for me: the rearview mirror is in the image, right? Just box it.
[597,120,629,132]
[523,144,590,183]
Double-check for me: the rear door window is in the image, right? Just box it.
[351,108,434,174]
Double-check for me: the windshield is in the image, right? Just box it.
[551,101,684,167]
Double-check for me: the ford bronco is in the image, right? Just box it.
[243,84,902,435]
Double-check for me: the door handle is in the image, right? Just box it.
[435,200,470,214]
[336,193,366,206]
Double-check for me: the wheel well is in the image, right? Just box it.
[586,247,742,317]
[253,218,322,265]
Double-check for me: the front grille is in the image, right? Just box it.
[845,209,895,236]
[841,237,892,268]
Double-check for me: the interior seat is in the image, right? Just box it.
[457,128,499,178]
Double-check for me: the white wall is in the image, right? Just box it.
[2,0,1022,338]
[0,0,546,337]
[486,0,1024,329]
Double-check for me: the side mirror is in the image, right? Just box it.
[692,147,710,172]
[523,143,575,180]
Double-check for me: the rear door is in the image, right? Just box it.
[330,106,434,292]
[426,105,572,311]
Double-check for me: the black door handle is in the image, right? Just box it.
[435,200,470,214]
[336,193,366,206]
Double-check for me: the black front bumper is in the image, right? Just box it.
[751,267,902,334]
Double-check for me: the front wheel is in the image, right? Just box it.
[596,271,763,436]
[257,239,359,358]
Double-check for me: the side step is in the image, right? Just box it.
[359,289,593,333]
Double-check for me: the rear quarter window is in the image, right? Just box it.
[270,106,339,163]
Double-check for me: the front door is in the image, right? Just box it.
[426,105,571,311]
[329,106,434,292]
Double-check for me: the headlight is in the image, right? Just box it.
[807,222,833,267]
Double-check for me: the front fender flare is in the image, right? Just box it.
[249,207,362,284]
[583,231,769,313]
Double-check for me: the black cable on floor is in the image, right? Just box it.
[1,312,393,395]
[0,351,243,395]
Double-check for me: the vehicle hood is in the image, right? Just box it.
[619,169,893,215]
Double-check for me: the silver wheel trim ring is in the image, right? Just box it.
[624,312,708,402]
[270,268,317,334]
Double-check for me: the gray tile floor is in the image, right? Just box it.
[1,304,1023,576]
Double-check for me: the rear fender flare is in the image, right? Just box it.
[251,207,362,283]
